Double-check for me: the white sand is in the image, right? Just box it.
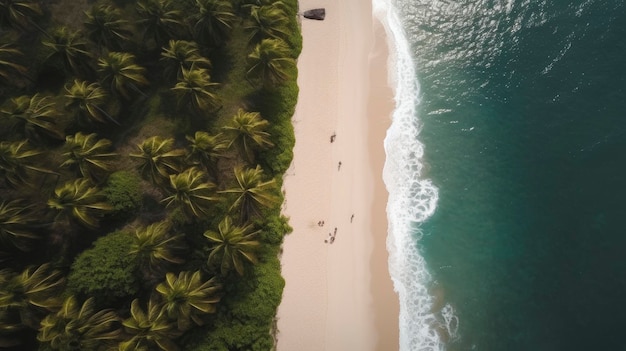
[277,0,399,349]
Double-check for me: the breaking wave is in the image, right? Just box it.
[373,0,457,349]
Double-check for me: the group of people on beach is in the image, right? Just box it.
[318,221,336,244]
[320,213,354,244]
[321,131,353,244]
[325,227,338,244]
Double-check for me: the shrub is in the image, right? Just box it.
[257,79,298,176]
[182,257,284,351]
[67,230,139,307]
[104,171,143,217]
[259,212,291,245]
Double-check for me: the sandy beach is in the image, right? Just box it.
[277,0,398,350]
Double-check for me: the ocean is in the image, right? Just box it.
[376,0,626,350]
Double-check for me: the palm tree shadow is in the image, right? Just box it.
[206,45,233,84]
[35,65,66,93]
[138,194,167,224]
[242,89,264,113]
[244,88,282,122]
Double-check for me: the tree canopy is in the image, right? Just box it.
[0,0,301,348]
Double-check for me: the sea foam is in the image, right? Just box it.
[373,0,457,349]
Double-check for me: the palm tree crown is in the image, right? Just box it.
[65,79,118,125]
[0,140,48,188]
[161,167,217,219]
[160,40,211,81]
[192,0,236,46]
[0,0,42,31]
[60,132,118,181]
[185,131,227,178]
[120,297,180,351]
[246,38,295,88]
[219,165,278,222]
[0,264,65,328]
[244,2,290,44]
[84,4,132,51]
[98,52,149,99]
[37,296,121,351]
[222,109,273,163]
[42,26,93,76]
[0,94,62,141]
[47,178,112,228]
[136,0,186,47]
[0,43,27,85]
[129,136,185,187]
[171,66,220,114]
[0,199,41,252]
[129,221,184,270]
[155,270,220,331]
[204,216,260,276]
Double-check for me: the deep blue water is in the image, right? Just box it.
[383,0,626,349]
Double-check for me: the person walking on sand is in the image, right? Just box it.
[338,161,342,170]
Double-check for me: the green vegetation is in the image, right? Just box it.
[0,44,27,85]
[204,216,261,276]
[37,296,121,350]
[104,171,143,215]
[129,221,184,273]
[67,231,139,306]
[130,136,185,186]
[60,132,117,181]
[0,0,301,349]
[0,199,41,251]
[0,264,65,329]
[47,178,112,228]
[156,270,221,331]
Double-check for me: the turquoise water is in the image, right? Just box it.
[380,0,626,349]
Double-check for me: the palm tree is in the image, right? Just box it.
[192,0,236,46]
[244,2,290,44]
[47,178,112,228]
[221,109,273,163]
[37,296,121,351]
[0,200,41,252]
[42,26,93,76]
[98,52,149,99]
[120,298,179,351]
[129,136,185,187]
[129,221,184,271]
[0,307,23,347]
[160,40,211,81]
[185,131,227,178]
[64,79,119,125]
[0,264,64,329]
[60,132,118,181]
[155,271,220,331]
[171,66,220,114]
[0,94,63,141]
[84,4,132,51]
[135,0,186,48]
[161,167,217,219]
[204,216,260,276]
[0,43,27,85]
[0,0,42,31]
[0,140,52,189]
[246,38,295,88]
[219,165,278,222]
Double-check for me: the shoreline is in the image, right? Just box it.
[277,0,398,349]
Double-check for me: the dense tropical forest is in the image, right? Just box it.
[0,0,301,349]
